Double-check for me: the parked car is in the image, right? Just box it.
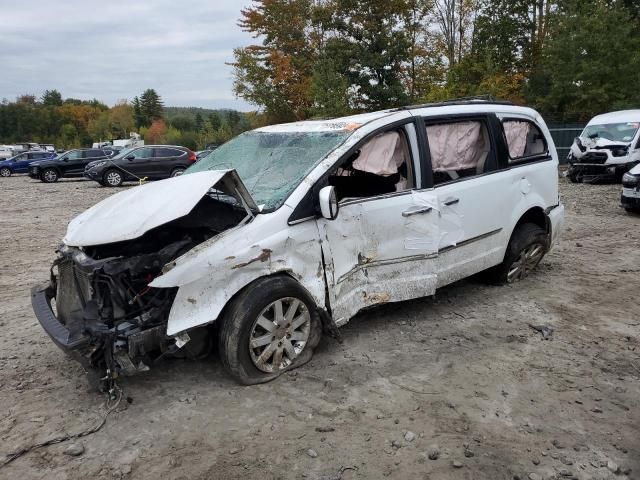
[83,145,196,187]
[40,144,56,153]
[0,151,56,177]
[567,110,640,183]
[31,99,564,390]
[621,163,640,212]
[28,148,112,183]
[0,146,14,160]
[195,149,212,161]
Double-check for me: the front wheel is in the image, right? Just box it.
[41,168,59,183]
[567,167,582,183]
[218,276,322,385]
[0,167,11,177]
[103,169,123,187]
[484,223,548,285]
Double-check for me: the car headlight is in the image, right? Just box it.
[612,147,629,157]
[622,172,639,185]
[88,161,107,169]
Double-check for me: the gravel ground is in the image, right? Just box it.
[0,174,639,480]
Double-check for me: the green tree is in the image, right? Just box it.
[170,115,196,131]
[138,89,164,127]
[41,89,63,106]
[231,0,318,122]
[530,0,640,120]
[208,112,221,130]
[194,112,204,131]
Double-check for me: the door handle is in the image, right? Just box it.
[402,206,432,217]
[443,197,459,206]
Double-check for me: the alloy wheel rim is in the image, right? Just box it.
[172,169,184,177]
[507,243,545,283]
[44,170,57,182]
[249,297,311,373]
[0,168,10,177]
[106,171,121,186]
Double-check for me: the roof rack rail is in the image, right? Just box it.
[396,95,513,111]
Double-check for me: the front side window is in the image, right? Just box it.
[503,119,547,161]
[425,120,492,185]
[64,150,83,160]
[122,147,154,160]
[327,128,414,202]
[189,130,350,210]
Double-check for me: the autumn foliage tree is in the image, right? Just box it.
[143,119,168,144]
[233,0,640,122]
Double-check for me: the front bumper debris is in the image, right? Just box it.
[31,282,89,353]
[621,188,640,210]
[568,160,637,183]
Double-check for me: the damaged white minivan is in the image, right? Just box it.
[32,99,564,389]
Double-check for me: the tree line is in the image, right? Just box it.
[232,0,640,123]
[0,88,251,150]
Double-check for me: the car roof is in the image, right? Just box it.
[255,99,542,134]
[587,110,640,125]
[256,111,397,133]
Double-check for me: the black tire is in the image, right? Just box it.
[218,275,322,385]
[0,167,11,177]
[567,168,581,183]
[484,222,548,285]
[103,168,123,187]
[41,168,59,183]
[170,168,185,178]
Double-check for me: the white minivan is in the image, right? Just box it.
[32,99,564,389]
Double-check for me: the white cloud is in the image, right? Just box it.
[0,0,255,110]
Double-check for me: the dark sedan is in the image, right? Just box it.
[84,145,196,187]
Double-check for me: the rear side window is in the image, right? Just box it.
[86,150,106,159]
[425,120,493,185]
[157,147,184,157]
[502,119,547,162]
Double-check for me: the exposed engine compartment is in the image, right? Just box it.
[51,194,248,389]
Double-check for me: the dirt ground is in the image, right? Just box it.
[0,174,638,480]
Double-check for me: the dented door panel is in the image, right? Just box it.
[151,212,327,336]
[317,192,438,325]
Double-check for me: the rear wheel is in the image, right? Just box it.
[218,276,322,385]
[41,168,59,183]
[0,167,11,177]
[104,169,123,187]
[170,168,185,178]
[484,223,548,285]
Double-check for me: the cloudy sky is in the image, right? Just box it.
[0,0,255,110]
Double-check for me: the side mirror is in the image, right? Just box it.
[319,185,339,220]
[126,155,135,161]
[62,157,68,162]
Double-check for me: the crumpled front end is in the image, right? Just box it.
[567,137,639,183]
[32,170,254,389]
[32,241,202,389]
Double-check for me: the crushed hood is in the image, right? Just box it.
[64,170,257,247]
[570,136,630,158]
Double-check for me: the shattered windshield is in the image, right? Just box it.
[582,122,639,143]
[187,130,350,210]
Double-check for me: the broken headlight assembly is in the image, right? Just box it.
[622,172,639,187]
[611,146,629,157]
